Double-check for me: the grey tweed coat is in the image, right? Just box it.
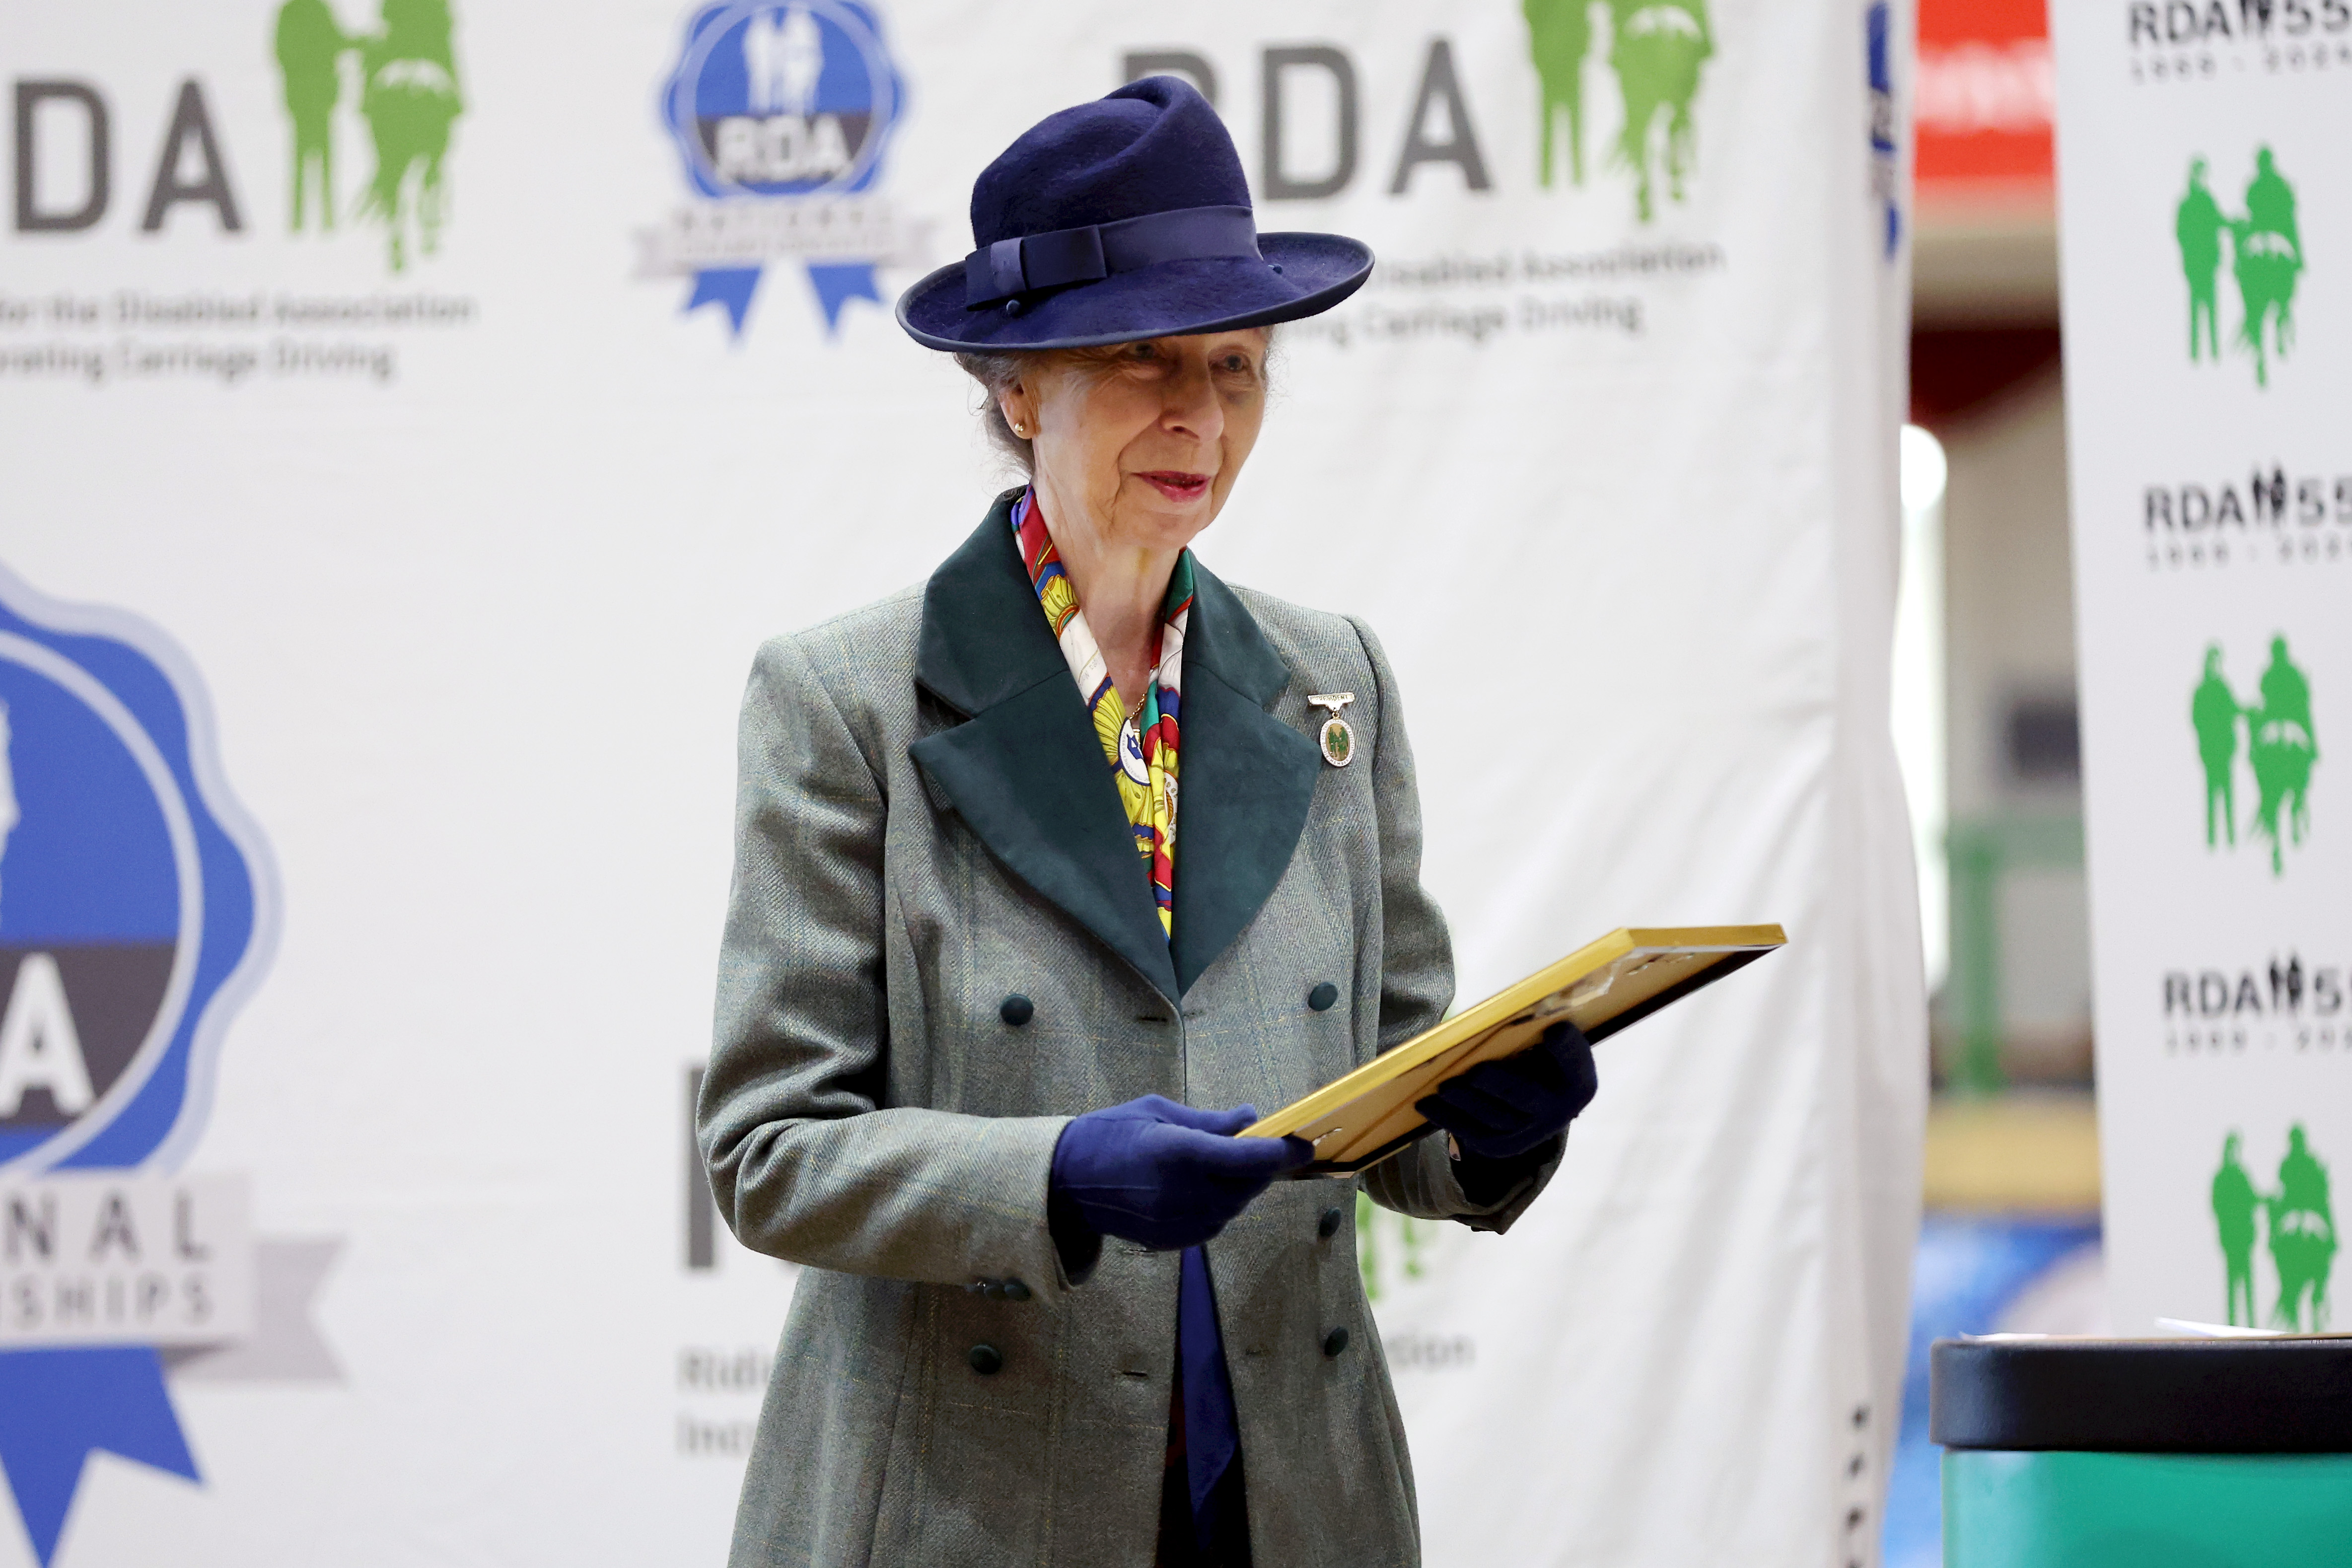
[700,495,1560,1568]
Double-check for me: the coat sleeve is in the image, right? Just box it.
[1344,616,1563,1233]
[698,636,1080,1293]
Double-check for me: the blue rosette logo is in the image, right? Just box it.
[0,567,279,1567]
[636,0,931,337]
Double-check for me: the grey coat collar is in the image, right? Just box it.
[910,494,1319,1003]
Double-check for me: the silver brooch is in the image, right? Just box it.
[1307,692,1356,768]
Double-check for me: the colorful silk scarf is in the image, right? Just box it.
[1012,490,1191,936]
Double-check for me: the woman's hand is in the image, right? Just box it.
[1415,1020,1599,1161]
[1050,1095,1313,1252]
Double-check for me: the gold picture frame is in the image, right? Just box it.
[1241,925,1787,1176]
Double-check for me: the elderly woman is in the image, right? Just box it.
[700,77,1597,1568]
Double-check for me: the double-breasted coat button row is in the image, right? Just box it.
[1009,987,1338,1021]
[1318,1206,1344,1239]
[1322,1326,1351,1358]
[966,1277,1031,1300]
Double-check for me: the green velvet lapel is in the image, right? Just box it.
[909,494,1319,1005]
[1166,566,1320,995]
[911,495,1181,1003]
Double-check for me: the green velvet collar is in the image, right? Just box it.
[910,494,1319,1003]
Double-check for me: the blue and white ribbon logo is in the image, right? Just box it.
[0,567,277,1567]
[638,0,927,336]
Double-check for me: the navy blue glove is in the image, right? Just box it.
[1050,1095,1313,1253]
[1416,1020,1598,1161]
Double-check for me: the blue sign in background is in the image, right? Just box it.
[687,6,892,197]
[0,573,274,1567]
[0,657,184,1169]
[659,0,908,334]
[0,605,263,1179]
[0,665,177,950]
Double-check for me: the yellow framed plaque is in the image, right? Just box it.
[1241,925,1786,1176]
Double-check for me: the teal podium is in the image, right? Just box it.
[1931,1338,2352,1567]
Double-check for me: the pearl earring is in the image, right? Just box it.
[1012,421,1029,437]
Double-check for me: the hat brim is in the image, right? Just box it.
[896,233,1372,352]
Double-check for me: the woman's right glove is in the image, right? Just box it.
[1049,1095,1312,1253]
[1415,1020,1598,1160]
[1414,1020,1597,1206]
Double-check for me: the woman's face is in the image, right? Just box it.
[1006,328,1270,554]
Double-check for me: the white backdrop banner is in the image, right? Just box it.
[0,1,1921,1564]
[2053,8,2350,1335]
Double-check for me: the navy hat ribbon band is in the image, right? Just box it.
[962,205,1261,309]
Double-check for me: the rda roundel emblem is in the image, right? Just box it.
[0,568,275,1176]
[643,0,915,336]
[662,0,904,201]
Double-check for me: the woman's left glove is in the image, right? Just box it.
[1415,1020,1599,1160]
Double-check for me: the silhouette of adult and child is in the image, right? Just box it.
[743,7,825,119]
[2177,148,2303,386]
[274,0,465,271]
[2195,637,2317,875]
[1523,0,1713,222]
[2214,1127,2336,1330]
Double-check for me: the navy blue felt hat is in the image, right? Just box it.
[897,76,1373,352]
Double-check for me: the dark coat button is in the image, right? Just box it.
[968,1343,1004,1375]
[999,994,1034,1026]
[1307,982,1339,1012]
[1322,1326,1351,1358]
[1002,1278,1031,1302]
[1318,1206,1344,1239]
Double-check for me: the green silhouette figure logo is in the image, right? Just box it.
[2234,147,2303,387]
[269,0,464,271]
[275,0,350,231]
[2212,1131,2260,1324]
[2176,147,2304,387]
[358,0,464,272]
[2214,1126,2336,1330]
[1525,0,1596,190]
[2191,637,2318,875]
[2270,1126,2336,1330]
[2175,157,2225,364]
[1611,0,1713,223]
[1521,0,1713,223]
[2248,635,2318,874]
[2193,643,2241,848]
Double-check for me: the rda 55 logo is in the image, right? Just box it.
[633,0,933,338]
[0,567,283,1568]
